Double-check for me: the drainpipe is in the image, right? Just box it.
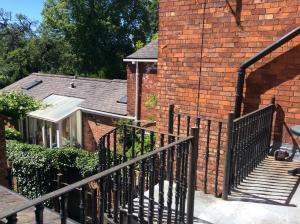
[233,26,300,119]
[233,68,245,118]
[133,61,140,123]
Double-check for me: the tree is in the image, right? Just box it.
[41,0,159,79]
[0,10,39,88]
[0,91,42,121]
[0,1,159,87]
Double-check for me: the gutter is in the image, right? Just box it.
[123,58,157,63]
[79,107,135,120]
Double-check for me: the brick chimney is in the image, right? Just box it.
[0,115,7,187]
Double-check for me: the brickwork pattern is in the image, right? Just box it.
[82,113,117,151]
[157,0,300,193]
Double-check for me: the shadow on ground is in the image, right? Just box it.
[229,156,300,206]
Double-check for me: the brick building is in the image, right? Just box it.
[154,0,300,192]
[2,73,133,151]
[124,40,159,123]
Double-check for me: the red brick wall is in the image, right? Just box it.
[158,0,300,192]
[0,116,7,187]
[127,63,158,121]
[82,113,117,151]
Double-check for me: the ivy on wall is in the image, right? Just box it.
[145,94,157,110]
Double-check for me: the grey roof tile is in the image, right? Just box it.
[1,73,128,116]
[126,40,158,59]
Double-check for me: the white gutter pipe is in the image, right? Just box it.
[123,59,157,63]
[134,61,140,122]
[79,108,135,120]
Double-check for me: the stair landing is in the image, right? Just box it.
[193,154,300,224]
[0,186,77,224]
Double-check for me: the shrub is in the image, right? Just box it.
[5,127,21,141]
[6,140,98,199]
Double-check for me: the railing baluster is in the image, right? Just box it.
[204,120,211,194]
[55,173,63,212]
[113,129,117,166]
[177,113,181,138]
[122,126,128,208]
[131,127,136,158]
[113,170,120,224]
[187,128,199,224]
[179,142,188,223]
[174,143,182,223]
[138,130,145,224]
[127,164,134,223]
[158,134,165,224]
[167,105,174,180]
[99,177,105,224]
[59,193,68,224]
[214,122,222,197]
[35,203,44,224]
[223,112,234,200]
[166,136,175,224]
[148,154,156,224]
[186,115,190,136]
[113,128,120,223]
[79,186,86,224]
[91,189,97,224]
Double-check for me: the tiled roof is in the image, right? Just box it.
[1,73,128,116]
[126,40,158,60]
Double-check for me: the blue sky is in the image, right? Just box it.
[0,0,45,22]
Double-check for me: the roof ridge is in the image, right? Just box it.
[32,73,127,83]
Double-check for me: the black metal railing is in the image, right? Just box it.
[168,105,226,196]
[223,97,275,199]
[0,125,199,224]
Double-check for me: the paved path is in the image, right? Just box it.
[0,186,77,224]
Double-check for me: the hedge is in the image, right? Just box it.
[6,140,98,199]
[5,127,21,141]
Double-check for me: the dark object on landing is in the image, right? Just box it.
[289,125,300,136]
[274,149,289,161]
[288,168,300,176]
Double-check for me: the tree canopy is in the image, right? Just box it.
[0,91,42,120]
[0,0,158,88]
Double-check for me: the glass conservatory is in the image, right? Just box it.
[20,95,83,148]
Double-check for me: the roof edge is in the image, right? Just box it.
[32,73,127,83]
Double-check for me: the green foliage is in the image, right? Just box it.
[5,128,21,141]
[0,1,159,87]
[6,140,98,199]
[0,11,38,88]
[0,91,42,120]
[145,94,157,109]
[75,151,98,177]
[135,40,145,50]
[41,0,159,79]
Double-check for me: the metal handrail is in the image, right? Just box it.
[233,103,274,123]
[234,26,300,118]
[0,136,193,219]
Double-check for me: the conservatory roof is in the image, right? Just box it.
[27,94,84,123]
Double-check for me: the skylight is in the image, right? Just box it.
[21,80,43,90]
[117,96,127,104]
